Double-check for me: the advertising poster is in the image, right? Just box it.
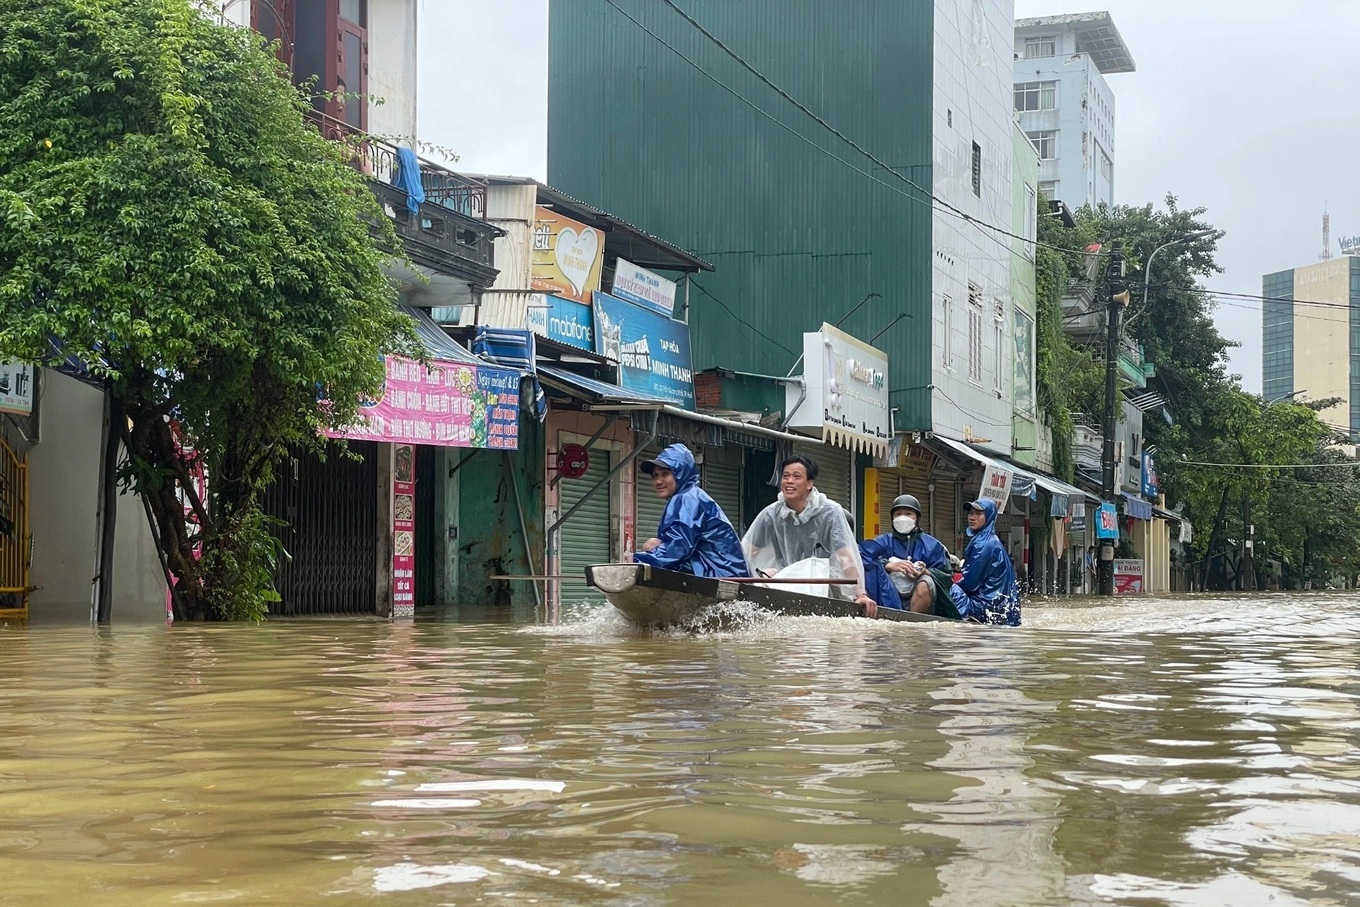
[0,362,34,416]
[524,293,595,352]
[610,258,677,316]
[392,444,416,619]
[593,291,695,410]
[531,206,604,303]
[1113,558,1144,594]
[1095,502,1120,539]
[327,357,520,449]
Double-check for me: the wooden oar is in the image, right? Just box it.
[491,574,856,585]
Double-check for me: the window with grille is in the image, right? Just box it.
[967,285,983,384]
[1014,81,1057,112]
[971,142,982,197]
[993,305,1006,392]
[942,295,953,368]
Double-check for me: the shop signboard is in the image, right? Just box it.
[525,293,595,352]
[531,206,604,304]
[610,258,677,316]
[1141,450,1159,499]
[785,323,891,457]
[979,463,1014,513]
[326,357,520,449]
[1113,558,1143,594]
[592,291,695,410]
[392,444,416,619]
[0,362,34,415]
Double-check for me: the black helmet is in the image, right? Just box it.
[891,494,922,517]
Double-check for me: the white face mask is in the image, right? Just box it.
[893,514,917,534]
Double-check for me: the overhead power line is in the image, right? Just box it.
[603,0,1095,259]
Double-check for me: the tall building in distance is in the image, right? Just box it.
[1262,256,1360,439]
[1013,11,1134,209]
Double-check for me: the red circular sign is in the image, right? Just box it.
[556,443,590,480]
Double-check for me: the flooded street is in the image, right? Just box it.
[1,595,1358,906]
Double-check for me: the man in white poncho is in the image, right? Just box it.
[741,455,877,616]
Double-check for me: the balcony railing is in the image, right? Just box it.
[307,111,487,220]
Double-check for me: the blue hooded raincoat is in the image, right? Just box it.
[632,444,750,578]
[948,498,1022,626]
[860,527,950,612]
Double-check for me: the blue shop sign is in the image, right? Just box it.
[525,293,595,352]
[1095,503,1119,539]
[592,291,695,410]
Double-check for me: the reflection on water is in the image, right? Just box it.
[0,594,1358,905]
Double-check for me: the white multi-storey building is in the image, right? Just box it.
[1013,11,1134,209]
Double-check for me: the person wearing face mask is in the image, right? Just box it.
[860,495,956,615]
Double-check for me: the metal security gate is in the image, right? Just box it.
[877,462,932,536]
[261,441,378,615]
[558,447,612,605]
[794,442,851,511]
[933,468,961,556]
[703,445,743,533]
[634,444,667,545]
[0,438,29,618]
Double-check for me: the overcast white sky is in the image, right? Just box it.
[418,1,1360,394]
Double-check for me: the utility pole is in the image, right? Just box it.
[1100,241,1129,597]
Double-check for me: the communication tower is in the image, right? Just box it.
[1321,206,1332,261]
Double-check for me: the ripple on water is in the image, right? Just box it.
[0,593,1358,905]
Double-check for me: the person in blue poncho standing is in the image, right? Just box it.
[860,495,958,616]
[949,498,1022,625]
[632,444,750,578]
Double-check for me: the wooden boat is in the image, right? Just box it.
[585,563,955,628]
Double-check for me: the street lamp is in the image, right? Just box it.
[1140,228,1218,313]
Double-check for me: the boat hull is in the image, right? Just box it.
[585,564,955,628]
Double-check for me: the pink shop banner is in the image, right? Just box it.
[325,356,520,449]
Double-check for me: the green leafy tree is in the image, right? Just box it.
[0,0,419,619]
[1034,195,1101,480]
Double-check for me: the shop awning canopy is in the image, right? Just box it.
[541,365,821,447]
[401,304,485,366]
[1122,492,1154,521]
[928,435,1036,500]
[538,365,674,406]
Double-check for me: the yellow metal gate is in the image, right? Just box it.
[0,438,30,618]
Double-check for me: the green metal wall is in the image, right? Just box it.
[548,0,937,430]
[455,414,545,616]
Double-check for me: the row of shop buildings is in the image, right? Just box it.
[0,0,1191,622]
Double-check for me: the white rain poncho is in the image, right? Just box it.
[741,488,866,599]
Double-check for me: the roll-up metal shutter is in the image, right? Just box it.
[634,444,667,546]
[794,442,852,511]
[877,469,901,535]
[558,447,612,605]
[932,468,961,557]
[703,446,744,533]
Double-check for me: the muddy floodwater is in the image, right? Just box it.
[1,594,1358,905]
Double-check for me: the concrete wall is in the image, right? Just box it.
[367,0,418,140]
[1011,122,1039,466]
[931,0,1016,454]
[1014,54,1116,208]
[17,371,166,624]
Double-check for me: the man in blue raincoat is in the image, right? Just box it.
[860,495,957,616]
[949,498,1021,626]
[632,444,750,578]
